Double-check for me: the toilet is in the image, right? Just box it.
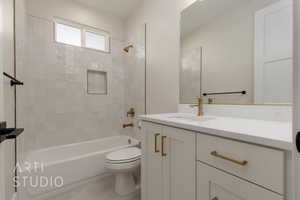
[105,147,141,196]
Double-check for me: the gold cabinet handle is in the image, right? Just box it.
[161,136,167,157]
[212,197,219,200]
[154,133,160,153]
[211,151,248,166]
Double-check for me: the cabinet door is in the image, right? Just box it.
[197,163,283,200]
[163,127,196,200]
[141,122,163,200]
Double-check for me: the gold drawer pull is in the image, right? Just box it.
[212,197,219,200]
[154,133,160,153]
[211,151,248,166]
[162,136,167,157]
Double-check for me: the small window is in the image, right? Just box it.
[55,23,81,47]
[54,19,110,53]
[85,31,110,52]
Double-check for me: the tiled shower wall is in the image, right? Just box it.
[123,24,146,140]
[18,15,127,154]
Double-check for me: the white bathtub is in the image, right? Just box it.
[19,136,139,197]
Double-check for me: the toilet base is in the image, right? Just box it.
[115,172,137,196]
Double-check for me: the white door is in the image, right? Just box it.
[255,0,293,104]
[141,122,163,200]
[197,163,283,200]
[162,127,196,200]
[294,0,300,199]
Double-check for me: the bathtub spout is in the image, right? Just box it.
[123,123,134,128]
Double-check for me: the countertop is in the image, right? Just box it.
[139,113,293,151]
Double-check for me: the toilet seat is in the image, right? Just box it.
[105,147,141,196]
[106,147,141,164]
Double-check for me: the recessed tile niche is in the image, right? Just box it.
[87,70,108,95]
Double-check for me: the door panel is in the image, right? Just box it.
[255,0,293,104]
[264,4,293,61]
[263,59,293,104]
[142,122,163,200]
[163,127,196,200]
[295,0,300,199]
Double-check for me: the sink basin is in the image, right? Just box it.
[167,115,215,122]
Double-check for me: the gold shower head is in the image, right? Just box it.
[123,45,133,53]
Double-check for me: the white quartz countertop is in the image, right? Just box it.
[139,113,293,151]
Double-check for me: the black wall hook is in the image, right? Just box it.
[3,72,24,86]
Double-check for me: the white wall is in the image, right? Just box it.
[125,0,192,114]
[2,0,15,129]
[26,0,124,40]
[182,0,197,10]
[0,0,5,193]
[0,0,15,199]
[0,0,4,122]
[294,0,300,199]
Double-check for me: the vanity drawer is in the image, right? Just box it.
[197,134,284,194]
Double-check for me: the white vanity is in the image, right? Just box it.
[139,113,292,200]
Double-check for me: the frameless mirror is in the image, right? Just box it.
[180,0,293,105]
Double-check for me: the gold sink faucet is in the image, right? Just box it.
[197,97,204,116]
[190,97,204,116]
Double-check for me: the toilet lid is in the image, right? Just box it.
[106,147,141,162]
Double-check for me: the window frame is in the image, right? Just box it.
[83,28,111,53]
[53,18,111,53]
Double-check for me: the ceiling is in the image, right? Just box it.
[181,0,246,38]
[181,0,280,38]
[74,0,142,19]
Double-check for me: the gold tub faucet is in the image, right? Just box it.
[123,123,134,128]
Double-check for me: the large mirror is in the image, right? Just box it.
[180,0,293,105]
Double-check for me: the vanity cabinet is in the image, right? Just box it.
[141,122,196,200]
[141,121,285,200]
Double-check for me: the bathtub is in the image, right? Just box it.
[18,136,139,197]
